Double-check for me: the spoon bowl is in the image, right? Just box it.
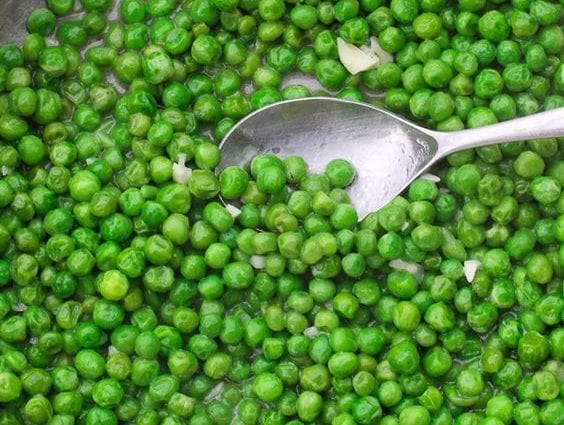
[219,98,564,218]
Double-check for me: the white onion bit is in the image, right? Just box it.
[337,37,380,75]
[13,302,27,312]
[226,204,242,218]
[1,166,13,176]
[464,260,481,283]
[108,345,119,356]
[420,173,441,183]
[363,36,394,64]
[389,259,424,281]
[172,154,192,184]
[250,255,266,269]
[401,221,410,231]
[303,326,320,338]
[204,382,225,403]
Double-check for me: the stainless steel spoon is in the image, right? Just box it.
[219,98,564,218]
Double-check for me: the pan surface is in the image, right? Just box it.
[0,0,45,44]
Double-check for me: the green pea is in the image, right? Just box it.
[388,340,420,374]
[191,35,222,66]
[252,373,283,402]
[0,372,22,402]
[478,11,509,42]
[315,59,348,89]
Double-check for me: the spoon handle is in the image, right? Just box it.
[432,107,564,156]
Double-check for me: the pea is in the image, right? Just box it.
[390,0,419,23]
[413,13,442,39]
[474,69,503,99]
[478,11,509,42]
[315,59,348,89]
[503,64,533,92]
[252,373,283,402]
[422,59,453,88]
[379,27,407,53]
[0,372,22,402]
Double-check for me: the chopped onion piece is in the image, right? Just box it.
[226,204,242,218]
[13,302,27,312]
[439,187,451,193]
[389,259,424,281]
[420,173,441,183]
[337,38,380,75]
[173,164,192,184]
[250,255,266,269]
[303,326,320,338]
[1,166,13,176]
[204,382,225,403]
[362,36,394,64]
[108,345,119,356]
[85,158,96,165]
[464,260,481,283]
[401,221,410,231]
[172,154,192,184]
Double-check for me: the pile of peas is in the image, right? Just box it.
[0,0,562,424]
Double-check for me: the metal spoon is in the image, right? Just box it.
[219,98,564,218]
